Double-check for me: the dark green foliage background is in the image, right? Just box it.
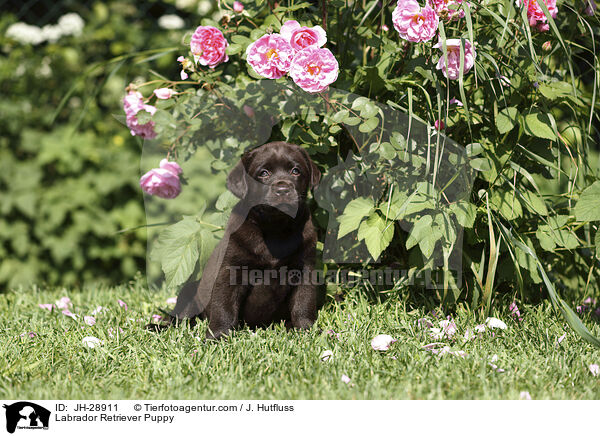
[2,0,600,325]
[0,0,193,288]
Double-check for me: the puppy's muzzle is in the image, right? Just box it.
[273,181,294,197]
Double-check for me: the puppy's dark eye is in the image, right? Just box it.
[291,167,300,176]
[259,169,270,178]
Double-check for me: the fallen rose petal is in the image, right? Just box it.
[463,329,475,341]
[91,306,104,315]
[439,319,457,337]
[84,316,96,326]
[341,374,351,384]
[429,328,443,340]
[320,350,333,362]
[423,342,446,350]
[82,336,102,348]
[152,314,163,323]
[107,327,124,338]
[325,329,341,340]
[589,364,600,376]
[371,334,397,351]
[20,332,37,338]
[509,301,523,321]
[474,324,486,333]
[55,297,71,309]
[431,346,452,355]
[489,363,505,373]
[520,391,532,400]
[417,318,434,329]
[557,332,566,344]
[61,309,77,320]
[166,297,177,305]
[118,299,128,310]
[38,303,54,312]
[486,317,507,330]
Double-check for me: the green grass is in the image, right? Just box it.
[1,278,600,400]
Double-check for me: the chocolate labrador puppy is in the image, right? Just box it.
[168,141,321,339]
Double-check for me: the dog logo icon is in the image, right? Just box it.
[2,402,50,434]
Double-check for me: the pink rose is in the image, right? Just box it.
[428,0,465,20]
[233,1,244,12]
[516,0,558,32]
[279,20,327,52]
[246,34,294,79]
[289,46,339,93]
[392,0,439,43]
[190,26,229,68]
[153,88,176,99]
[140,159,183,199]
[434,38,476,80]
[122,90,157,139]
[434,119,445,130]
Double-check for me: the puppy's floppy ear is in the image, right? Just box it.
[226,160,248,198]
[301,149,321,189]
[309,159,321,189]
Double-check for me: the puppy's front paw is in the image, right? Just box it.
[205,327,231,341]
[291,317,315,330]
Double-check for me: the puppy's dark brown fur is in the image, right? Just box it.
[169,142,320,339]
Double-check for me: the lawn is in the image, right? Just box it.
[1,278,599,400]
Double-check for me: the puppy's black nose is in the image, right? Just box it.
[273,181,292,196]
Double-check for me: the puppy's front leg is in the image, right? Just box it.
[206,277,245,340]
[288,269,317,330]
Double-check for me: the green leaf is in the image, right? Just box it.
[595,229,600,259]
[535,215,579,250]
[523,112,557,141]
[575,181,600,222]
[490,190,523,220]
[496,107,519,134]
[357,212,394,261]
[520,189,548,216]
[337,197,374,238]
[539,81,572,100]
[406,215,433,251]
[151,217,203,288]
[215,190,238,211]
[449,201,477,228]
[359,116,379,133]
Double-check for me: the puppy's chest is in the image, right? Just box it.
[236,231,304,267]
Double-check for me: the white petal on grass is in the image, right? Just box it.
[82,336,102,348]
[557,333,566,344]
[91,306,104,315]
[84,316,96,326]
[166,297,177,305]
[474,324,486,333]
[520,391,532,400]
[341,374,351,384]
[371,334,397,351]
[486,317,507,330]
[320,350,333,362]
[589,364,600,376]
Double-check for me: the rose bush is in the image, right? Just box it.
[120,0,600,344]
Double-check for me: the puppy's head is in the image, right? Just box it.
[227,141,320,217]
